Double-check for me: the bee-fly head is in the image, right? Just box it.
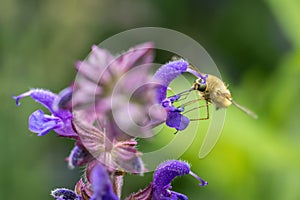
[193,78,207,92]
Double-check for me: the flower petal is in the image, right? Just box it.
[14,88,77,137]
[53,117,77,138]
[29,110,62,136]
[153,60,189,103]
[51,188,81,200]
[68,145,91,169]
[152,160,207,200]
[75,178,93,200]
[72,111,106,158]
[166,112,190,131]
[168,191,188,200]
[76,46,114,84]
[112,141,145,174]
[153,160,190,192]
[53,86,73,111]
[90,164,119,200]
[125,183,153,200]
[116,42,154,72]
[13,89,57,113]
[72,45,113,110]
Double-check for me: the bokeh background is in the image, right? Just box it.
[1,0,300,199]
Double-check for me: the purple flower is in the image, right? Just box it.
[153,60,190,132]
[90,164,119,200]
[13,89,77,137]
[153,59,208,131]
[152,160,207,200]
[126,160,207,200]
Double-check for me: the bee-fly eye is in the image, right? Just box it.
[197,83,207,92]
[193,78,207,92]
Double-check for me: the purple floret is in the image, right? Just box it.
[153,59,209,132]
[13,89,77,137]
[153,60,190,131]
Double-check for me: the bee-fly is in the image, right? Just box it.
[192,74,258,119]
[170,56,257,119]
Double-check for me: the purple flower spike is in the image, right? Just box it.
[51,188,81,200]
[153,59,188,103]
[90,164,119,200]
[13,89,77,137]
[152,160,207,200]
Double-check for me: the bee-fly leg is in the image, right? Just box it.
[188,101,210,121]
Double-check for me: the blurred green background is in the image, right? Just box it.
[1,0,300,199]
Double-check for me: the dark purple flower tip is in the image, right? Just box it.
[68,144,91,169]
[13,89,77,137]
[53,86,73,112]
[153,59,189,103]
[90,164,119,200]
[152,160,207,200]
[51,188,81,200]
